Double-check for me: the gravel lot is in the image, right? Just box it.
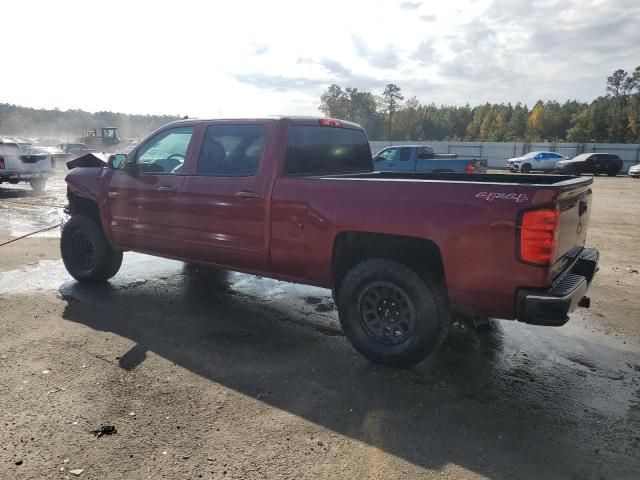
[1,172,639,479]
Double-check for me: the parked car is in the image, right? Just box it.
[62,117,599,368]
[628,163,640,178]
[373,145,487,173]
[507,151,567,173]
[27,146,68,168]
[0,137,52,191]
[555,153,623,177]
[56,143,95,158]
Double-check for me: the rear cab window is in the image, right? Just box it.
[285,125,372,175]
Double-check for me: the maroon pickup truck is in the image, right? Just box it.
[62,117,599,367]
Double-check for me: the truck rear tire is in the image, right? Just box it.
[30,178,46,192]
[336,259,450,368]
[61,215,122,283]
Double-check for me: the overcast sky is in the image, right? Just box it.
[3,0,639,117]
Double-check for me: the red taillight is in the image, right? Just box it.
[519,207,560,265]
[0,156,4,169]
[466,162,474,173]
[319,118,343,127]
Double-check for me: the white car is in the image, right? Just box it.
[0,137,53,191]
[629,163,640,178]
[506,151,567,173]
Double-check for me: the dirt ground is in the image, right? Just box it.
[0,173,639,479]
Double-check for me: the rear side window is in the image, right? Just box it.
[197,124,265,176]
[285,126,372,175]
[398,148,412,161]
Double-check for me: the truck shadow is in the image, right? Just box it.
[59,264,639,480]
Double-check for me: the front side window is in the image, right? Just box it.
[137,126,193,174]
[376,148,397,162]
[196,124,265,176]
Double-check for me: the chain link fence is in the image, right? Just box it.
[369,141,640,172]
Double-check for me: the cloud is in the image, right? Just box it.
[254,45,269,55]
[352,35,402,69]
[400,1,421,9]
[316,58,353,77]
[411,40,436,63]
[233,73,328,92]
[419,14,436,22]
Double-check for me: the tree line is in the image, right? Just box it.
[319,67,640,143]
[0,103,183,139]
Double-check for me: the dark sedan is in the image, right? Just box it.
[555,153,623,176]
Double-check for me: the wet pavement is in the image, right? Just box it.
[1,253,639,479]
[1,176,639,479]
[0,174,67,238]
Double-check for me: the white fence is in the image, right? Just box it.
[369,141,640,172]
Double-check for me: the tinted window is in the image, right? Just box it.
[197,124,265,176]
[399,148,412,161]
[285,126,372,175]
[550,153,562,158]
[137,126,193,174]
[417,147,434,159]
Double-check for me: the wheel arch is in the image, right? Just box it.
[331,231,446,295]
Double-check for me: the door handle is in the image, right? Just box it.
[235,191,260,199]
[158,186,176,192]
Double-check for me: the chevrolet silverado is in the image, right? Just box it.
[62,117,599,367]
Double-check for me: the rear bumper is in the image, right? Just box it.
[0,172,50,181]
[516,247,599,326]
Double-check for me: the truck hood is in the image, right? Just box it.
[66,152,109,170]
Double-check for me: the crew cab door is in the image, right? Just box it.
[180,122,274,271]
[106,125,195,256]
[395,147,415,172]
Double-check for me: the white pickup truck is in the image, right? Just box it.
[0,137,52,191]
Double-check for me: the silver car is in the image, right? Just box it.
[506,151,567,173]
[629,163,640,178]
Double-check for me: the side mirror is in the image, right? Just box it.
[108,153,138,173]
[107,153,127,170]
[373,156,382,162]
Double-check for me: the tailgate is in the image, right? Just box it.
[554,182,592,267]
[19,154,52,172]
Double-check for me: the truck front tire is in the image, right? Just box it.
[336,259,450,368]
[61,215,122,283]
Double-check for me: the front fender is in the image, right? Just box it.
[65,167,114,238]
